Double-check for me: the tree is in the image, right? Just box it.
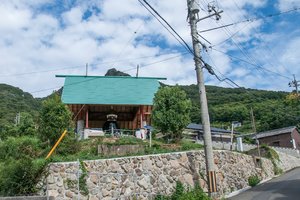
[38,94,73,146]
[152,86,192,140]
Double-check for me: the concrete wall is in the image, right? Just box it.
[196,140,300,158]
[43,149,300,200]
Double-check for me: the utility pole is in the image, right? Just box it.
[136,64,139,77]
[250,107,260,158]
[187,0,222,195]
[15,112,20,126]
[85,63,88,76]
[289,74,299,94]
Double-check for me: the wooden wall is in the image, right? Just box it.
[68,104,152,130]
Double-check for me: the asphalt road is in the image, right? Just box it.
[228,167,300,200]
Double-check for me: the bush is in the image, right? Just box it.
[155,181,211,200]
[248,175,260,187]
[38,94,73,146]
[0,136,42,161]
[0,158,48,196]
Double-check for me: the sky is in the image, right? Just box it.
[0,0,299,97]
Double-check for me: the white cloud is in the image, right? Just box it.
[0,0,298,97]
[278,0,300,11]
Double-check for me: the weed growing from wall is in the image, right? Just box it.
[261,144,283,175]
[248,175,261,187]
[79,161,89,196]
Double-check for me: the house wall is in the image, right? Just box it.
[258,132,293,148]
[291,129,300,149]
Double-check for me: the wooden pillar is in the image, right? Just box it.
[85,107,89,128]
[140,105,144,128]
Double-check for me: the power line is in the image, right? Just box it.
[211,22,251,47]
[109,22,144,68]
[138,0,194,54]
[121,52,189,73]
[30,52,186,94]
[211,47,291,80]
[199,7,300,33]
[0,51,186,78]
[231,0,293,76]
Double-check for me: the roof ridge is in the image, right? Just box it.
[56,75,166,80]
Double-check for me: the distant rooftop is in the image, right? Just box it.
[187,123,239,135]
[56,75,166,105]
[255,126,297,139]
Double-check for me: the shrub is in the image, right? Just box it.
[248,175,260,187]
[0,136,42,161]
[38,94,73,146]
[155,181,211,200]
[0,158,48,196]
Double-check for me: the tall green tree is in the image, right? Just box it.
[38,94,73,146]
[152,86,192,140]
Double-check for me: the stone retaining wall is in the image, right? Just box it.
[0,197,53,200]
[45,150,300,200]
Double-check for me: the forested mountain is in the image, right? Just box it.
[180,84,299,132]
[0,81,299,134]
[0,84,41,132]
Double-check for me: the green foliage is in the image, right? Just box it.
[0,158,48,196]
[260,144,282,175]
[109,136,146,145]
[248,175,260,187]
[79,161,89,195]
[243,136,256,145]
[179,84,299,133]
[152,86,192,140]
[0,84,41,137]
[56,134,80,156]
[38,94,73,146]
[0,136,42,161]
[1,112,37,140]
[180,140,203,151]
[155,182,211,200]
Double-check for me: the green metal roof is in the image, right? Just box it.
[56,75,166,105]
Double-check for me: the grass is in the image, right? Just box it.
[49,136,204,162]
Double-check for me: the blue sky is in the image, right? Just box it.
[0,0,299,97]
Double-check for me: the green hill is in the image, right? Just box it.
[179,84,299,132]
[0,84,41,131]
[0,81,298,134]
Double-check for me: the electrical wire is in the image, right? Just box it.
[109,22,144,68]
[0,51,186,78]
[211,47,291,80]
[139,0,194,54]
[30,52,186,94]
[199,7,300,33]
[231,0,293,76]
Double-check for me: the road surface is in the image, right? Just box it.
[228,167,300,200]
